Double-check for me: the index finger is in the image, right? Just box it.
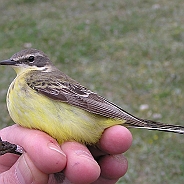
[0,125,66,174]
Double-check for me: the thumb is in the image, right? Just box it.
[0,153,48,184]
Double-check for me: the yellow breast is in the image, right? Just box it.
[7,72,124,144]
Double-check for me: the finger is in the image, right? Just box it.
[98,154,128,179]
[0,154,19,173]
[92,177,118,184]
[97,125,132,155]
[61,142,100,184]
[92,154,128,184]
[0,125,67,174]
[0,153,48,184]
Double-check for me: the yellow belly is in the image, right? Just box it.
[7,73,125,145]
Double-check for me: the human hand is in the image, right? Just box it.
[0,124,132,184]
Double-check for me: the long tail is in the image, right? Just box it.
[124,119,184,134]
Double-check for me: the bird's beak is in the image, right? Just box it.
[0,59,16,66]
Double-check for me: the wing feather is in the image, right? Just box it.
[26,70,132,119]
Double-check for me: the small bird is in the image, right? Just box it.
[0,49,183,145]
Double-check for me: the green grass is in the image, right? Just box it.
[0,0,184,183]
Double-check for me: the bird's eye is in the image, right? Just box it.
[28,56,34,63]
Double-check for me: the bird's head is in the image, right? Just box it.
[0,49,53,74]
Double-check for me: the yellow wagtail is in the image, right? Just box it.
[0,48,184,145]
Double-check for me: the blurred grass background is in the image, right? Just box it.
[0,0,184,183]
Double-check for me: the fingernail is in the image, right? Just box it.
[15,155,33,184]
[48,142,66,156]
[75,150,94,162]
